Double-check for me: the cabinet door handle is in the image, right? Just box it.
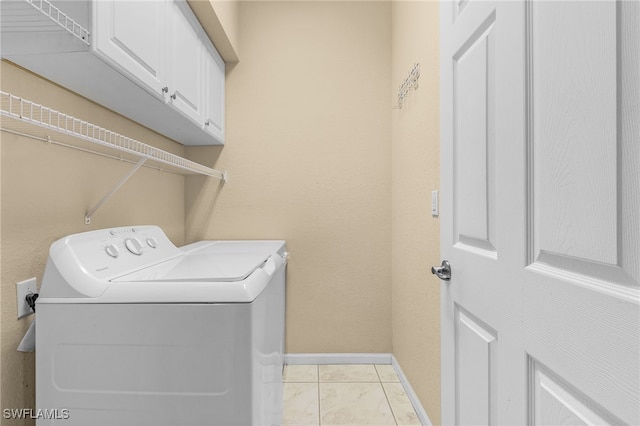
[170,92,177,100]
[162,86,169,94]
[205,119,210,126]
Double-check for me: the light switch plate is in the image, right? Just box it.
[16,278,37,319]
[431,190,439,217]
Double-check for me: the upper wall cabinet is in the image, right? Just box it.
[167,0,204,126]
[0,0,225,146]
[93,1,167,100]
[203,38,225,142]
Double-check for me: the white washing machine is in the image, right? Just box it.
[36,226,287,426]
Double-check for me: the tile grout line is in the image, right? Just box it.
[374,364,383,383]
[316,365,321,426]
[377,365,400,426]
[377,365,404,426]
[381,381,399,426]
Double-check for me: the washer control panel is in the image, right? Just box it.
[101,228,162,258]
[58,226,181,280]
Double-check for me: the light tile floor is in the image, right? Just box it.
[283,364,421,426]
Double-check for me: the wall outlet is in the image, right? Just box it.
[16,278,37,319]
[431,190,439,217]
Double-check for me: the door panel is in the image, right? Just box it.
[527,0,639,289]
[203,45,225,142]
[440,0,639,425]
[168,1,203,125]
[111,3,161,77]
[456,306,497,425]
[453,12,496,253]
[530,0,620,270]
[93,1,165,98]
[524,280,639,423]
[618,0,640,286]
[530,360,623,426]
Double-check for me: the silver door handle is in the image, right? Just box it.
[431,260,451,281]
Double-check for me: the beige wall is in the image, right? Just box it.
[188,0,240,62]
[186,0,393,353]
[0,61,186,423]
[211,0,239,56]
[1,1,443,423]
[391,1,441,424]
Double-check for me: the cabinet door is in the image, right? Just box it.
[203,43,225,143]
[93,0,166,100]
[167,0,203,126]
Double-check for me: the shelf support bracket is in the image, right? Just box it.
[85,156,149,225]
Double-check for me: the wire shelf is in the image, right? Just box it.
[1,0,90,45]
[0,91,226,179]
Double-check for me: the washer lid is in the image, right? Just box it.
[112,252,270,283]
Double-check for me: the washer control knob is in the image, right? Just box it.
[124,238,143,255]
[105,244,119,258]
[146,237,157,249]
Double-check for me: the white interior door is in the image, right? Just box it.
[439,1,639,425]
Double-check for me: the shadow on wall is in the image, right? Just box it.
[185,146,224,243]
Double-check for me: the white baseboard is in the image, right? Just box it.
[284,353,433,426]
[391,355,434,426]
[284,353,392,365]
